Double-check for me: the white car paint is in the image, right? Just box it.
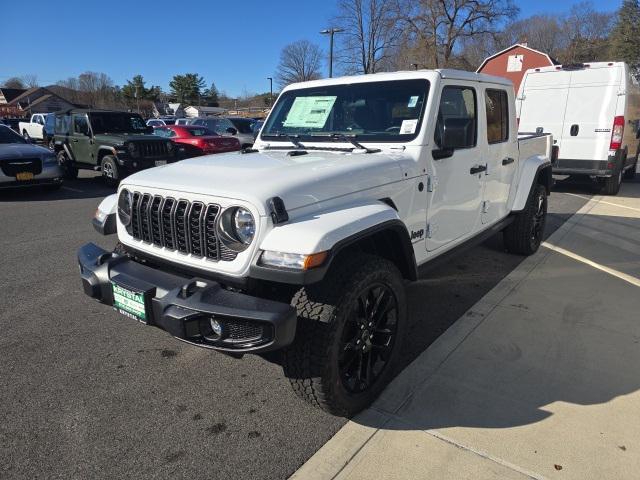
[516,62,640,175]
[18,114,48,140]
[115,69,551,278]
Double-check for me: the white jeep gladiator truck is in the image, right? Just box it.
[18,113,48,141]
[79,70,553,416]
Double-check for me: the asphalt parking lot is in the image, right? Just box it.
[0,172,592,480]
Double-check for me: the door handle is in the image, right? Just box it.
[470,164,487,175]
[502,157,515,166]
[570,124,579,136]
[72,139,78,142]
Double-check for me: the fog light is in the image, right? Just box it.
[210,318,223,336]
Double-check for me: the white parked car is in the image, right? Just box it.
[517,61,639,194]
[80,69,553,416]
[18,113,49,141]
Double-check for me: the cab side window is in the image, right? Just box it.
[73,114,89,135]
[485,89,509,144]
[55,115,71,135]
[434,86,477,150]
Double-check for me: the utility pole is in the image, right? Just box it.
[320,28,344,78]
[267,77,273,108]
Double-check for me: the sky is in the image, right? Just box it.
[1,0,623,98]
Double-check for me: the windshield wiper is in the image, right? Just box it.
[261,132,306,149]
[309,133,380,153]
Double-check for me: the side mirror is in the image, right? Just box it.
[226,127,238,135]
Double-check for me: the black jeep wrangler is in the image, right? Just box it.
[53,109,179,185]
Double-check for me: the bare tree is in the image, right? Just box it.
[400,0,518,68]
[275,40,323,87]
[333,0,402,74]
[2,77,25,89]
[561,2,614,63]
[20,74,39,88]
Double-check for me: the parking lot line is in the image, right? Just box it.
[541,241,640,288]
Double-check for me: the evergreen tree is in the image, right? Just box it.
[205,82,219,106]
[169,73,206,104]
[610,0,640,76]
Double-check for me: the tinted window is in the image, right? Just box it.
[153,128,170,137]
[0,125,26,144]
[228,118,254,134]
[262,79,429,142]
[485,89,509,144]
[55,114,71,135]
[90,113,148,134]
[194,118,235,135]
[187,127,215,137]
[73,114,90,135]
[434,86,477,149]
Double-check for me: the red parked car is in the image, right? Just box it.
[153,125,241,157]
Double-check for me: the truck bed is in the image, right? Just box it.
[518,132,553,163]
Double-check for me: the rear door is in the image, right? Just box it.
[560,65,622,161]
[518,69,571,150]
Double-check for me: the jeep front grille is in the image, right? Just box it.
[138,141,169,158]
[129,192,237,262]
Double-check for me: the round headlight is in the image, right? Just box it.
[117,188,132,226]
[218,206,255,251]
[233,208,255,245]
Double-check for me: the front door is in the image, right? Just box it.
[482,87,517,225]
[70,113,93,165]
[427,84,484,252]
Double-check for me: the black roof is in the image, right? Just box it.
[56,108,140,115]
[0,88,27,102]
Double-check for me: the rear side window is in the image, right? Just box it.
[435,86,477,149]
[485,89,509,144]
[55,114,71,135]
[73,114,89,135]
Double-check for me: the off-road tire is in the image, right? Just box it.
[600,168,622,195]
[57,150,78,180]
[504,184,547,255]
[101,155,120,186]
[282,253,407,417]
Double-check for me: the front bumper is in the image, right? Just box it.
[78,243,297,353]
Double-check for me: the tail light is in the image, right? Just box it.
[610,116,624,150]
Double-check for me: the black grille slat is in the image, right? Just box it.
[161,198,176,249]
[150,196,163,246]
[204,205,220,260]
[128,191,228,261]
[139,194,152,243]
[135,141,168,158]
[175,200,189,253]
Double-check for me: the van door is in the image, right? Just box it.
[427,84,484,251]
[482,87,517,225]
[560,65,622,162]
[518,70,572,149]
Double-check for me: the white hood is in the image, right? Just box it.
[123,149,407,215]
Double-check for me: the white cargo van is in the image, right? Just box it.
[517,62,639,195]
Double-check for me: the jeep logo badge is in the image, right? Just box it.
[411,229,424,240]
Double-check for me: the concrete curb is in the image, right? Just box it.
[290,193,604,480]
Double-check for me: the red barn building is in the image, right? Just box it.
[477,44,557,92]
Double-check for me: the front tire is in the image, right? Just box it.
[504,184,547,255]
[101,155,120,186]
[283,253,407,416]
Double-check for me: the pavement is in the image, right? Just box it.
[292,179,640,480]
[0,171,600,480]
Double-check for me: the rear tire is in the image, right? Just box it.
[101,155,120,186]
[283,253,407,417]
[623,161,637,180]
[57,150,78,180]
[504,184,547,255]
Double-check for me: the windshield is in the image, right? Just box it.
[193,118,236,135]
[0,125,26,144]
[89,112,149,134]
[262,79,429,143]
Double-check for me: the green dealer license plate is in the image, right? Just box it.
[112,283,148,323]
